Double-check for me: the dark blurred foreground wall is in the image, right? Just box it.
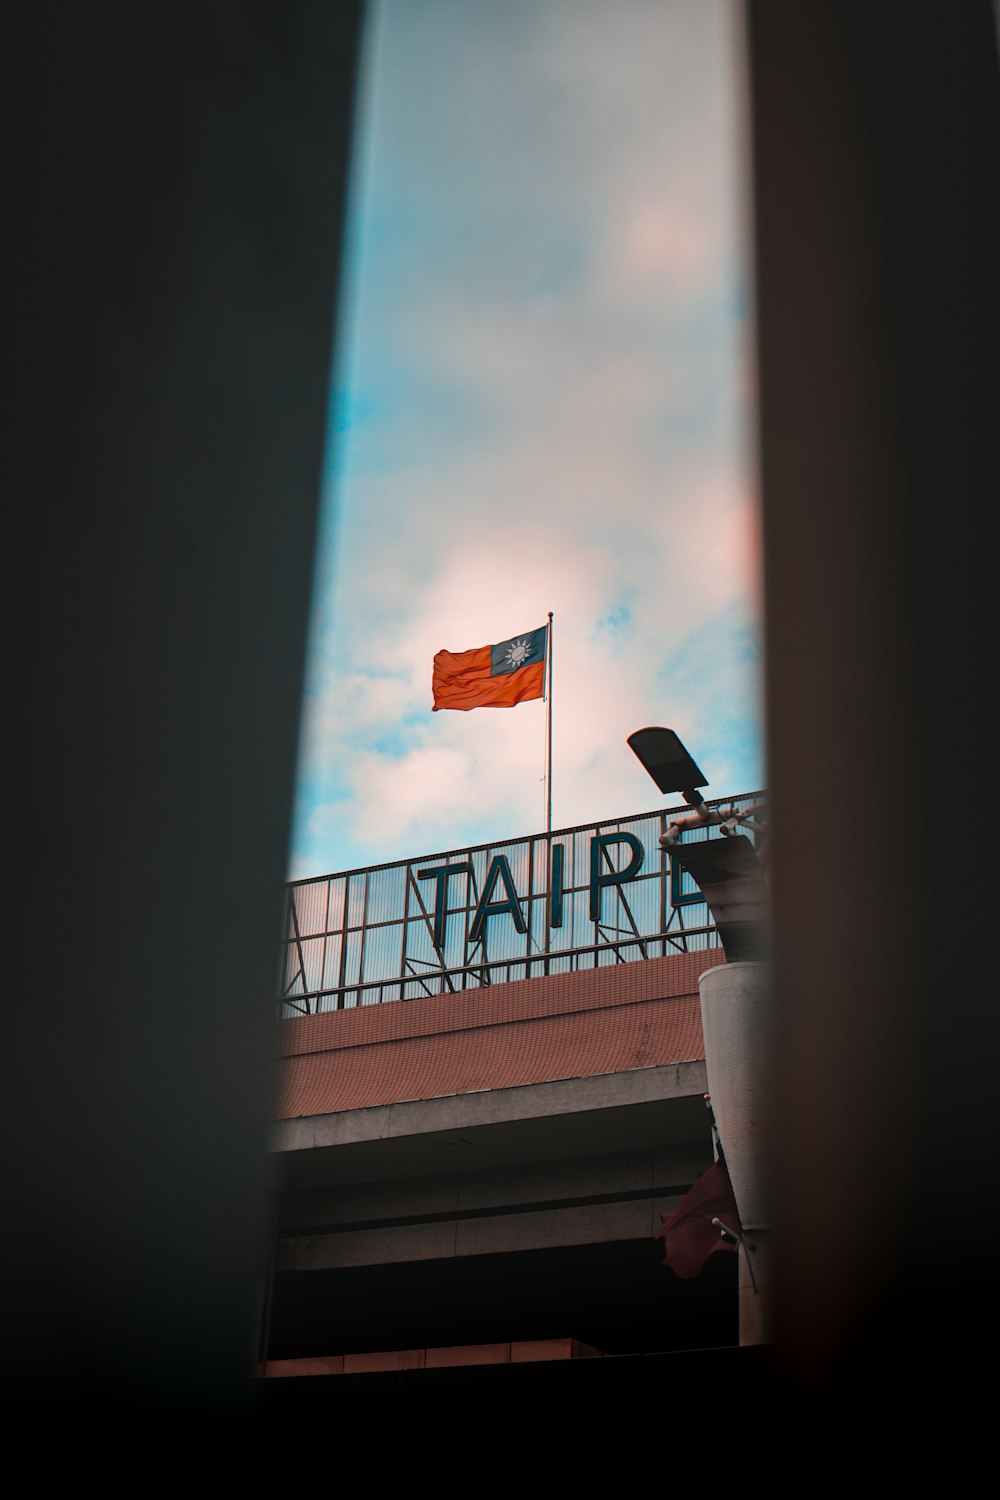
[6,0,998,1433]
[8,2,363,1415]
[751,0,999,1398]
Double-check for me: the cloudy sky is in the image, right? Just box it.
[289,0,763,880]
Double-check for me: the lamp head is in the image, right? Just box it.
[626,726,708,801]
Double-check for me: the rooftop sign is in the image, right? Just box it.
[280,792,763,1015]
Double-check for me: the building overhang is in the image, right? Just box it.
[272,1058,709,1189]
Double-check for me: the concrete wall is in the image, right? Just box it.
[276,949,723,1118]
[278,1139,712,1270]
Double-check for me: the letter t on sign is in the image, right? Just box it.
[417,863,472,950]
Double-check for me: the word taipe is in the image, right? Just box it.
[418,833,643,950]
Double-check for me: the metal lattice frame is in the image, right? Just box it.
[279,792,765,1015]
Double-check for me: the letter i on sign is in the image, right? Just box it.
[550,843,564,929]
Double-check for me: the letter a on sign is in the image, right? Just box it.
[470,855,527,943]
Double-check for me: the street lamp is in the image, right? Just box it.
[628,726,771,1344]
[626,726,769,962]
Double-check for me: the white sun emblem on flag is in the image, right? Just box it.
[506,638,531,668]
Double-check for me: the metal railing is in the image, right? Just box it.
[278,792,764,1016]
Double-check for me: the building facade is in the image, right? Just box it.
[257,795,765,1403]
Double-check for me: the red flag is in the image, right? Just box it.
[656,1159,742,1279]
[432,625,547,711]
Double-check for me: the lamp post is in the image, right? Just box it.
[628,727,771,1346]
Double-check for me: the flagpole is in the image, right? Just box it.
[546,611,553,838]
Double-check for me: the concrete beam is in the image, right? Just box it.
[274,1139,713,1269]
[278,1192,694,1270]
[272,1061,708,1159]
[278,1142,710,1233]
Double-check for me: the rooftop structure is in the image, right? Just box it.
[260,793,766,1401]
[280,791,765,1016]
